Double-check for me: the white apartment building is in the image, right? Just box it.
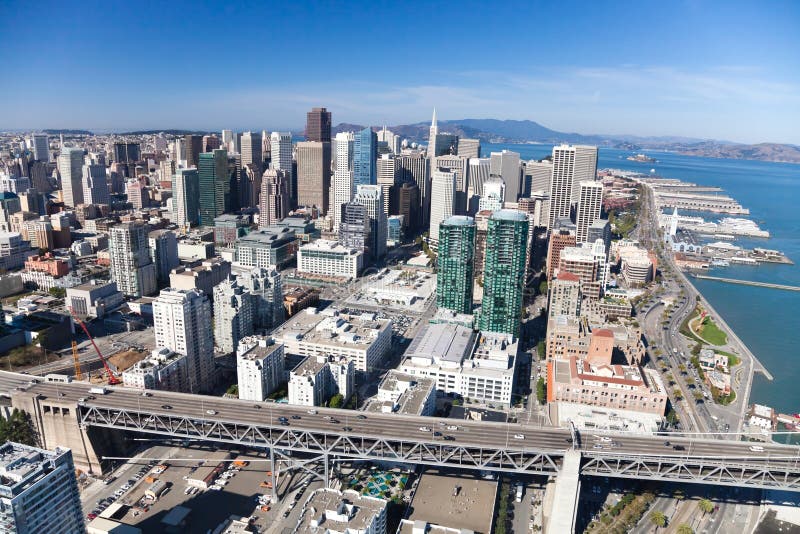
[428,169,456,247]
[297,239,363,279]
[270,132,293,199]
[122,347,188,391]
[295,488,387,534]
[369,370,436,416]
[213,276,254,354]
[479,178,505,212]
[548,144,598,229]
[153,288,215,393]
[274,307,392,373]
[236,336,285,401]
[81,164,110,205]
[109,222,157,297]
[331,132,354,232]
[575,181,603,244]
[400,323,518,406]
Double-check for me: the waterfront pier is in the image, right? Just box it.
[691,274,800,292]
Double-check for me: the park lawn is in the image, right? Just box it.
[714,349,741,368]
[697,317,728,346]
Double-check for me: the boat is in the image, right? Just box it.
[710,259,730,267]
[626,153,657,163]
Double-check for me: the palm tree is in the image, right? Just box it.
[698,498,714,515]
[649,510,667,531]
[677,523,694,534]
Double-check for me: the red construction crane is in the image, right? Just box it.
[67,307,121,385]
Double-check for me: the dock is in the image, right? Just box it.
[692,274,800,292]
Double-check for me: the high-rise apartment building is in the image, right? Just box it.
[352,184,387,260]
[236,336,286,401]
[489,150,522,202]
[259,168,289,228]
[376,154,397,215]
[0,442,86,534]
[213,276,254,354]
[184,134,203,168]
[548,271,582,321]
[31,134,49,162]
[428,169,456,247]
[172,168,199,228]
[109,221,157,297]
[57,147,84,207]
[148,229,179,286]
[153,288,215,393]
[353,127,377,189]
[81,164,109,205]
[546,225,577,281]
[436,215,476,314]
[237,266,284,330]
[296,141,331,211]
[575,181,604,244]
[305,107,332,142]
[270,132,293,204]
[331,132,354,232]
[478,209,529,337]
[339,201,369,256]
[548,144,598,229]
[198,149,228,226]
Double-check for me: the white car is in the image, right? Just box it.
[749,445,765,452]
[209,484,222,491]
[206,409,217,415]
[419,426,431,432]
[446,425,458,431]
[514,434,525,440]
[307,409,318,415]
[597,436,612,443]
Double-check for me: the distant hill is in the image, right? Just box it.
[44,129,92,135]
[117,129,212,136]
[331,119,799,164]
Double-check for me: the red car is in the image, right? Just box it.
[87,513,97,520]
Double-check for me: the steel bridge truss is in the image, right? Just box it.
[79,405,562,476]
[582,453,800,491]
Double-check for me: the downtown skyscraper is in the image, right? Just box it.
[109,221,157,297]
[57,147,84,207]
[198,149,229,226]
[270,132,293,205]
[478,209,529,337]
[436,215,476,314]
[305,107,332,142]
[575,181,604,244]
[353,127,377,189]
[331,131,354,232]
[173,168,199,228]
[296,140,331,212]
[547,144,598,230]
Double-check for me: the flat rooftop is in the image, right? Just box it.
[406,473,497,533]
[0,442,69,497]
[295,488,386,533]
[406,323,475,365]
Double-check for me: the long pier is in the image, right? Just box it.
[692,274,800,292]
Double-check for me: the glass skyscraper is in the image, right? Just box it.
[198,149,229,226]
[436,215,476,314]
[353,127,377,189]
[478,209,529,337]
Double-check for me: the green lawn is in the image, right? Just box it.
[696,316,728,346]
[714,349,741,368]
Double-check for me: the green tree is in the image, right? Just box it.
[673,389,683,401]
[0,409,37,446]
[665,409,679,426]
[698,498,714,515]
[328,393,344,408]
[536,377,547,405]
[226,384,239,396]
[536,341,546,359]
[649,510,667,531]
[676,524,694,534]
[48,287,66,298]
[538,280,548,295]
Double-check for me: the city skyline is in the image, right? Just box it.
[1,1,799,144]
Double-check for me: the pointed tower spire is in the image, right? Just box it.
[431,107,437,128]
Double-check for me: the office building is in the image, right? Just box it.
[80,164,109,206]
[236,266,284,330]
[169,258,231,298]
[339,201,369,255]
[197,149,228,226]
[548,144,598,229]
[236,336,285,401]
[172,168,199,228]
[259,168,290,228]
[57,147,84,207]
[467,157,491,200]
[213,213,250,246]
[457,138,481,159]
[428,169,456,247]
[0,442,86,534]
[546,223,577,280]
[525,160,553,195]
[20,219,53,251]
[397,152,429,226]
[295,489,387,534]
[548,271,582,321]
[489,150,521,202]
[270,132,293,204]
[478,210,529,337]
[221,129,234,151]
[376,125,401,154]
[203,134,221,153]
[213,276,255,354]
[305,107,332,142]
[353,127,377,188]
[298,239,363,279]
[113,142,140,163]
[153,288,215,393]
[31,134,49,162]
[234,226,297,270]
[240,131,263,174]
[273,308,392,373]
[427,108,440,158]
[331,132,354,231]
[575,181,604,244]
[436,216,475,314]
[397,182,419,231]
[295,141,331,211]
[184,134,203,168]
[66,280,124,319]
[400,323,518,406]
[557,244,603,298]
[352,184,387,260]
[376,155,397,215]
[479,178,505,212]
[109,222,157,297]
[122,347,188,392]
[148,229,179,285]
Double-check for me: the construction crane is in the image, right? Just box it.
[71,341,83,381]
[67,307,121,385]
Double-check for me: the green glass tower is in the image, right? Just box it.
[436,215,476,314]
[198,149,229,226]
[478,209,529,337]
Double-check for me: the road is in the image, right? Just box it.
[5,371,800,470]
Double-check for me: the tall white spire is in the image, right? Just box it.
[431,108,438,130]
[428,108,439,159]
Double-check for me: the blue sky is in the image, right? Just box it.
[2,0,799,143]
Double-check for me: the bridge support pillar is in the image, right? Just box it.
[546,450,582,534]
[270,447,278,502]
